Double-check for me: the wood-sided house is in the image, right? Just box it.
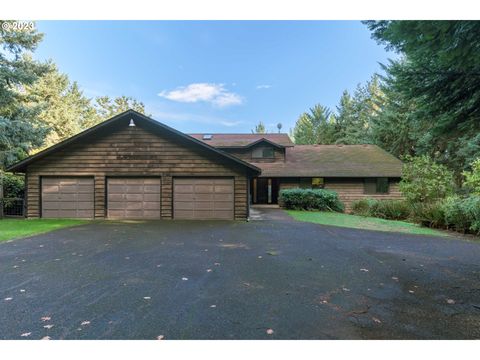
[7,110,403,220]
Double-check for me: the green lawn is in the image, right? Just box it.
[0,219,89,242]
[287,210,448,237]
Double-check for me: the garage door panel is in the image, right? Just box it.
[195,193,214,201]
[194,185,214,193]
[144,185,161,193]
[174,184,194,193]
[143,210,161,218]
[77,185,94,193]
[174,210,195,219]
[213,202,234,211]
[125,194,143,201]
[194,201,215,210]
[175,201,194,210]
[42,185,59,193]
[41,177,94,219]
[214,185,233,193]
[214,193,233,201]
[125,202,143,210]
[42,193,59,201]
[107,201,124,210]
[125,185,143,193]
[108,194,124,202]
[107,210,124,218]
[108,184,125,193]
[107,178,161,219]
[143,201,161,210]
[174,178,234,220]
[174,194,194,202]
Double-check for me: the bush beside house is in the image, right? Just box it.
[279,188,344,212]
[350,156,480,236]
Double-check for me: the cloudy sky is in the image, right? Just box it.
[34,21,394,134]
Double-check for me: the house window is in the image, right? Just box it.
[252,147,274,159]
[312,177,324,189]
[364,178,389,194]
[299,178,324,189]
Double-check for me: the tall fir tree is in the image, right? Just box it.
[0,21,51,168]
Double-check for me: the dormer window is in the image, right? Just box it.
[252,146,274,159]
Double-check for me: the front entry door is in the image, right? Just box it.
[251,178,278,204]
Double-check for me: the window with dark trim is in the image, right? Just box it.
[312,177,324,189]
[252,147,274,159]
[364,178,389,194]
[299,177,324,189]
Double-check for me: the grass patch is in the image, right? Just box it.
[287,210,448,237]
[0,219,89,242]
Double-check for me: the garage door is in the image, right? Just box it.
[41,177,94,218]
[107,178,161,219]
[174,178,234,220]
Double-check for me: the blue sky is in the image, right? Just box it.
[34,21,393,134]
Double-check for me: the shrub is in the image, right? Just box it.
[351,198,375,216]
[409,201,446,229]
[279,188,344,212]
[442,195,480,234]
[351,198,410,220]
[463,158,480,195]
[400,155,455,203]
[376,200,411,220]
[442,196,469,232]
[0,172,25,198]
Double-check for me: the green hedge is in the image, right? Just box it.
[0,172,25,198]
[352,196,480,235]
[279,188,344,212]
[351,199,411,220]
[442,195,480,234]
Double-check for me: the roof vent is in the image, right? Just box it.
[203,134,212,140]
[129,119,136,127]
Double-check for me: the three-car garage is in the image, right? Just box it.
[40,176,236,220]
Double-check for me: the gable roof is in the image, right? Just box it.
[189,133,294,147]
[7,110,261,174]
[251,144,403,178]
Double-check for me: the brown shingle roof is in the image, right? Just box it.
[251,144,403,178]
[189,133,294,147]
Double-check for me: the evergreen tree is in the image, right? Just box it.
[252,121,266,134]
[0,21,50,168]
[293,104,336,144]
[26,65,95,148]
[364,20,480,174]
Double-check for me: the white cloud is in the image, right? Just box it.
[151,109,243,128]
[158,83,243,107]
[256,84,272,90]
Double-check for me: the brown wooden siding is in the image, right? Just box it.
[278,177,403,212]
[26,123,250,220]
[223,146,285,163]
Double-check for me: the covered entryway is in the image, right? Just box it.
[41,177,94,218]
[107,178,161,219]
[173,178,234,220]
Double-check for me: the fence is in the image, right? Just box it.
[0,198,25,218]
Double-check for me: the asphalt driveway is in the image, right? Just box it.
[1,214,480,339]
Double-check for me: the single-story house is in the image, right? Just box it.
[7,110,403,220]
